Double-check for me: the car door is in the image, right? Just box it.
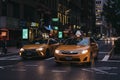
[48,39,59,55]
[90,38,99,58]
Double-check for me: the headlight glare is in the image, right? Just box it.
[55,50,60,54]
[20,48,24,51]
[36,48,44,51]
[81,50,88,54]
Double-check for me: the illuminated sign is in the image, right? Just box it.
[58,31,63,38]
[1,32,7,36]
[52,18,59,22]
[31,22,39,27]
[54,26,58,30]
[22,29,28,39]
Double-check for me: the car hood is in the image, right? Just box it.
[56,45,90,51]
[22,44,47,49]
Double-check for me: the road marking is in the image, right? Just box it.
[11,68,26,71]
[82,69,94,72]
[52,70,67,73]
[82,67,118,75]
[101,55,110,61]
[0,66,4,69]
[0,55,21,60]
[92,68,109,74]
[25,65,38,67]
[106,60,120,63]
[45,57,54,60]
[99,52,109,54]
[101,47,114,61]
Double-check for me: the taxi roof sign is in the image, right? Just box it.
[75,30,82,36]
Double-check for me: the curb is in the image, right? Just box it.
[0,53,18,57]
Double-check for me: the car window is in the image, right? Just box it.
[64,38,89,46]
[49,39,58,44]
[77,38,89,46]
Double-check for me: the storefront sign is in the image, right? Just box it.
[22,29,28,39]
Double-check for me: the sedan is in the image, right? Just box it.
[54,37,99,65]
[19,38,60,59]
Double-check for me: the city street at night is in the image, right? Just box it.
[0,0,120,80]
[0,39,120,80]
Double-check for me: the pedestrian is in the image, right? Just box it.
[2,38,7,54]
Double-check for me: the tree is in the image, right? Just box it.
[103,0,120,35]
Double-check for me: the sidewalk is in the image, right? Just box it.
[0,47,19,57]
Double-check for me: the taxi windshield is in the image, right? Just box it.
[64,38,89,46]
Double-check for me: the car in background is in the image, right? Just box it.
[19,38,60,59]
[54,37,99,65]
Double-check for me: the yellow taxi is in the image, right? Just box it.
[54,37,99,64]
[19,38,60,59]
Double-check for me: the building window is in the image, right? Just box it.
[13,2,20,18]
[1,2,7,16]
[24,5,35,21]
[96,1,101,4]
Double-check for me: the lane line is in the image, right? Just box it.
[99,52,109,54]
[45,57,54,60]
[101,47,114,61]
[101,55,110,61]
[52,70,67,73]
[0,55,21,60]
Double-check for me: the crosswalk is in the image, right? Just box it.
[0,55,22,60]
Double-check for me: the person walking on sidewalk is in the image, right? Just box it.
[1,38,7,54]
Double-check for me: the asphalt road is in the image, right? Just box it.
[0,40,119,80]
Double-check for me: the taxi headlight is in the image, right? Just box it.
[55,50,60,54]
[81,50,88,54]
[36,48,44,51]
[20,48,24,52]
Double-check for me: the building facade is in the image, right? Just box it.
[95,0,107,37]
[0,0,95,46]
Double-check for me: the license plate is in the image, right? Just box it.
[65,57,72,60]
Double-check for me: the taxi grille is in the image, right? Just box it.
[24,49,36,53]
[59,58,80,61]
[22,49,39,56]
[61,51,78,54]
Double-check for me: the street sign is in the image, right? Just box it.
[52,18,59,22]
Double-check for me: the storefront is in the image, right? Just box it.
[0,16,20,46]
[29,22,39,41]
[0,28,9,40]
